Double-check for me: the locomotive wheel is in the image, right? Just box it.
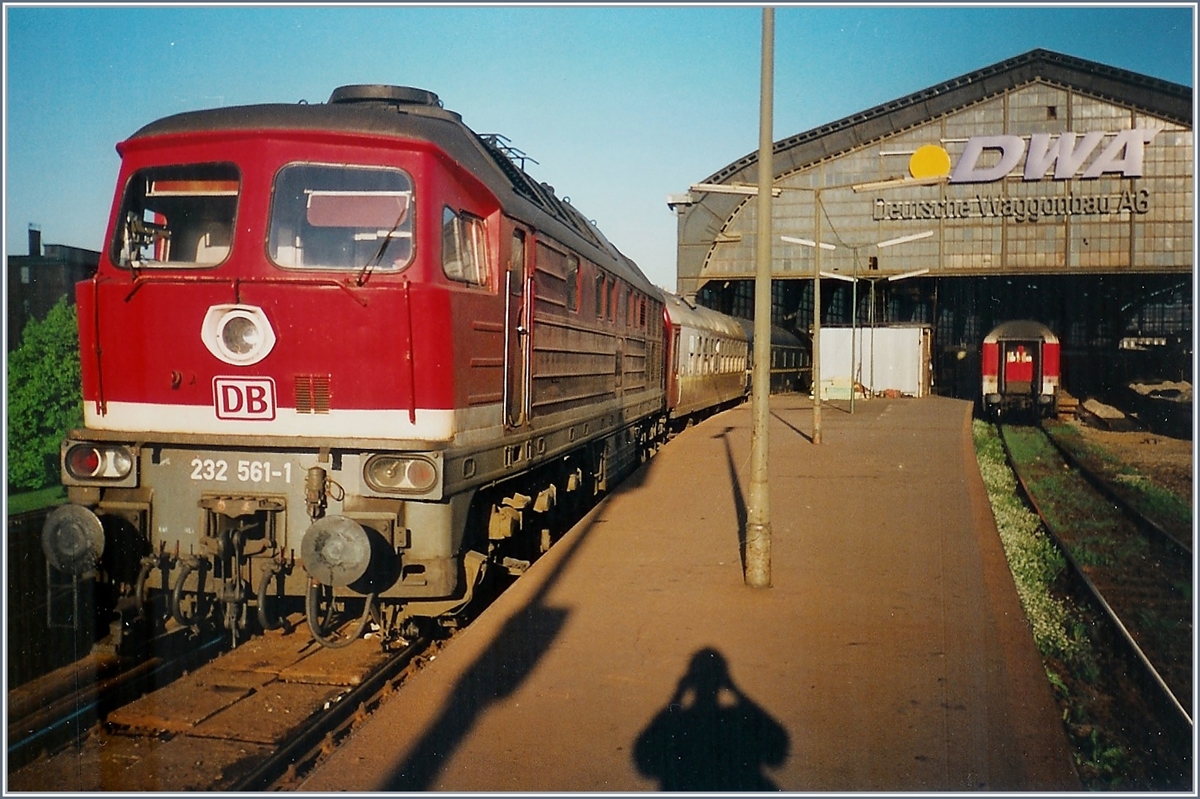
[305,581,377,649]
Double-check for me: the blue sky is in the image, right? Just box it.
[3,4,1194,289]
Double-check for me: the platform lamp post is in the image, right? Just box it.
[743,6,774,589]
[868,267,931,391]
[779,241,856,410]
[783,230,933,410]
[780,219,836,440]
[861,265,931,394]
[681,7,780,588]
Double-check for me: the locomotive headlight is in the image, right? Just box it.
[201,304,276,366]
[364,454,439,494]
[63,442,136,485]
[219,313,261,356]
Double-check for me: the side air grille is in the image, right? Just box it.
[295,375,332,414]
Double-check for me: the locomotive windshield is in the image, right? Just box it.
[268,164,414,271]
[112,163,240,269]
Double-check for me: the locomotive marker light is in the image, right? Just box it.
[364,454,439,494]
[201,304,277,366]
[62,442,135,483]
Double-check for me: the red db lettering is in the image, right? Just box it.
[213,377,276,421]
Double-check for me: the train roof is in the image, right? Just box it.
[984,319,1059,344]
[734,318,806,348]
[662,293,748,341]
[125,85,658,296]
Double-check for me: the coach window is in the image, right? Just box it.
[442,207,489,286]
[566,255,579,312]
[596,275,607,319]
[112,163,239,269]
[268,164,413,271]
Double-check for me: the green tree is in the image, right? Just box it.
[7,297,82,491]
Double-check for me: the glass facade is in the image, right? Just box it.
[681,73,1192,397]
[695,86,1193,285]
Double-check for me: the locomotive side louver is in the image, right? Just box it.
[295,375,332,414]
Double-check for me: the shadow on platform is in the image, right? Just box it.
[633,647,789,790]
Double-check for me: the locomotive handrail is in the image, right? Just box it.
[118,273,374,307]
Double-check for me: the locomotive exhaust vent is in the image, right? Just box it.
[295,375,331,414]
[328,85,441,108]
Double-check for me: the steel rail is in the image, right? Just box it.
[1038,420,1191,556]
[995,422,1193,740]
[6,632,226,769]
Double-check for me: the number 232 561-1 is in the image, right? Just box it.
[190,458,293,484]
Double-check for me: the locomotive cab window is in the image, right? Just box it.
[268,164,414,271]
[442,207,489,286]
[112,163,239,269]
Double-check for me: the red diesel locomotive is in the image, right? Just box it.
[980,319,1061,418]
[45,85,679,649]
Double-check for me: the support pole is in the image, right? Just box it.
[744,6,773,589]
[812,189,822,444]
[850,252,857,414]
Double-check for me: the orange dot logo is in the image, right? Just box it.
[908,145,952,180]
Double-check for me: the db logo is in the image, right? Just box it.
[213,377,276,421]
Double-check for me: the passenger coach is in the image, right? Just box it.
[981,319,1061,418]
[663,293,749,428]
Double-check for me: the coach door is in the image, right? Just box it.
[504,228,531,427]
[1000,339,1039,398]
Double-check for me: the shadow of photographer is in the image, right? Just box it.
[634,647,789,790]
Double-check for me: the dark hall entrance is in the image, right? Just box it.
[695,273,1192,403]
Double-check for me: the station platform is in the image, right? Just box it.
[299,395,1080,791]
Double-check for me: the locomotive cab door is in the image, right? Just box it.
[504,228,532,427]
[999,339,1040,398]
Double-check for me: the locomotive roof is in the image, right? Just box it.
[127,85,658,296]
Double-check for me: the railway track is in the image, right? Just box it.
[6,612,439,791]
[7,500,517,791]
[7,629,226,770]
[1042,419,1193,552]
[996,420,1192,776]
[7,503,430,790]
